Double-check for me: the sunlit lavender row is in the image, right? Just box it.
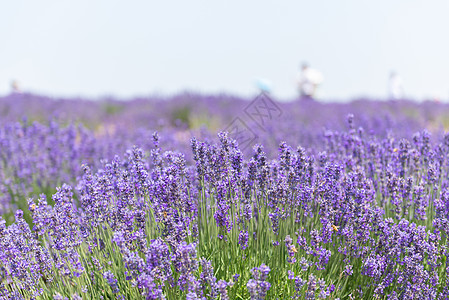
[1,93,449,299]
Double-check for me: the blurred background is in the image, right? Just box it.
[1,0,449,102]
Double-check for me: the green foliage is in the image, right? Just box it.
[171,106,191,127]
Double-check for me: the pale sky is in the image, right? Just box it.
[1,0,449,101]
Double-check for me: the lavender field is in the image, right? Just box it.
[2,93,449,299]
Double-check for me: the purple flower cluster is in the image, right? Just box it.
[247,264,271,300]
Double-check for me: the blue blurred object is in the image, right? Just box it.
[255,78,272,93]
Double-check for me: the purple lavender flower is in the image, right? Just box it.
[217,280,229,300]
[247,264,271,299]
[344,264,353,276]
[199,258,218,298]
[103,271,119,294]
[284,235,297,264]
[238,230,249,250]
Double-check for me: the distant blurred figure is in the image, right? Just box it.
[297,63,323,99]
[10,80,21,94]
[255,78,273,94]
[388,71,404,99]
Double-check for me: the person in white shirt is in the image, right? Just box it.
[297,63,323,99]
[388,71,404,100]
[10,80,21,94]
